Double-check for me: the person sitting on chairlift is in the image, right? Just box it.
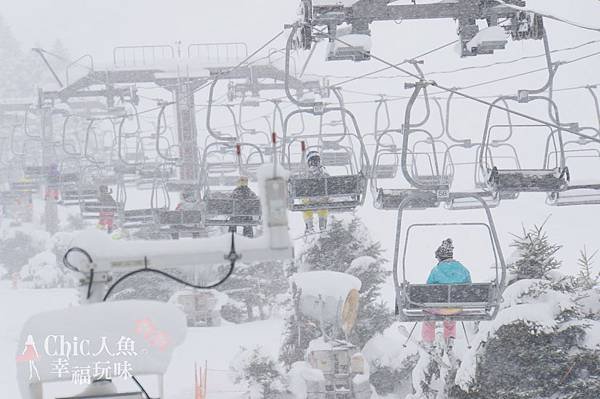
[97,185,117,234]
[303,150,329,234]
[228,176,258,238]
[176,191,200,211]
[422,238,471,349]
[174,191,202,239]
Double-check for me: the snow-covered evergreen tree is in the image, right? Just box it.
[508,221,562,281]
[279,280,322,367]
[219,260,289,322]
[231,346,287,399]
[575,246,599,290]
[454,276,600,399]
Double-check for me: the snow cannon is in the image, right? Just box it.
[16,300,187,399]
[291,271,361,335]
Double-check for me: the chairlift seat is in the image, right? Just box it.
[397,282,500,322]
[10,181,39,192]
[122,208,158,229]
[288,175,365,211]
[80,202,118,220]
[23,166,46,180]
[206,175,242,187]
[413,174,452,190]
[59,173,80,184]
[375,189,439,210]
[204,194,262,226]
[445,192,501,210]
[547,184,600,206]
[321,151,352,167]
[489,168,568,192]
[156,210,205,234]
[60,187,96,206]
[372,164,397,179]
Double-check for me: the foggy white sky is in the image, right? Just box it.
[2,0,298,59]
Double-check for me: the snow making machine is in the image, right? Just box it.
[290,270,371,399]
[168,288,225,327]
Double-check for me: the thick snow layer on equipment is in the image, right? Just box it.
[347,256,377,274]
[362,324,418,370]
[67,228,291,271]
[291,270,361,299]
[288,361,325,399]
[466,26,507,49]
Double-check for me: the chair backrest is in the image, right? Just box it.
[407,283,494,307]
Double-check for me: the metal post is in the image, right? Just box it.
[173,79,199,182]
[40,105,58,234]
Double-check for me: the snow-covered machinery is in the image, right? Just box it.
[168,288,226,327]
[295,0,544,59]
[16,164,293,399]
[290,271,371,399]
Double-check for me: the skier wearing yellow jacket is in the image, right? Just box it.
[303,151,329,233]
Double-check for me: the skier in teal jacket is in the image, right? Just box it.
[422,238,471,347]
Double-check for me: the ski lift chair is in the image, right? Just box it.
[10,179,39,193]
[203,190,262,228]
[80,198,120,221]
[120,180,170,230]
[287,141,367,212]
[282,107,370,212]
[442,145,507,210]
[369,129,399,180]
[480,98,570,193]
[371,129,451,210]
[60,178,98,207]
[410,133,454,190]
[54,172,80,204]
[393,192,506,322]
[136,162,175,190]
[199,142,263,228]
[200,143,240,188]
[546,132,600,206]
[23,165,46,182]
[156,209,205,238]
